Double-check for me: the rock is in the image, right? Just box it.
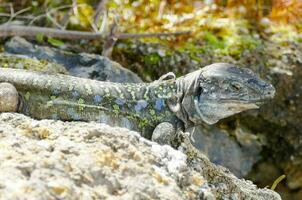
[5,37,142,83]
[188,124,262,178]
[0,83,19,112]
[0,112,280,200]
[0,53,68,74]
[236,41,302,191]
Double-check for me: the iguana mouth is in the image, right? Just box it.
[215,99,260,109]
[193,96,259,125]
[218,99,262,106]
[197,96,263,107]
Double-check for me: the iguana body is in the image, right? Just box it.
[0,68,178,137]
[0,63,275,141]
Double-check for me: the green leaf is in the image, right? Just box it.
[47,38,65,47]
[204,31,225,49]
[271,175,286,190]
[143,53,161,65]
[36,33,44,42]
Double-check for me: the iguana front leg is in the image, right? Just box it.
[153,124,197,161]
[151,121,185,147]
[151,122,176,145]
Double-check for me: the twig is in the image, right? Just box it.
[72,0,79,17]
[2,7,31,25]
[157,0,166,20]
[46,11,63,29]
[29,4,86,26]
[0,24,191,40]
[98,11,107,32]
[61,8,74,30]
[117,31,191,39]
[102,20,118,57]
[0,24,104,40]
[9,3,13,16]
[0,13,35,20]
[93,0,108,26]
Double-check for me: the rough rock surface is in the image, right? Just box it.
[0,113,280,200]
[188,124,262,177]
[0,53,68,74]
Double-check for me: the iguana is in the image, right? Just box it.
[0,63,275,144]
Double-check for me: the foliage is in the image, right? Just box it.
[0,0,300,78]
[216,0,302,25]
[47,38,65,47]
[271,174,286,190]
[0,1,300,47]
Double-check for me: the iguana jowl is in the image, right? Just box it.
[0,63,275,142]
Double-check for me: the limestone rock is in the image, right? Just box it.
[0,113,280,200]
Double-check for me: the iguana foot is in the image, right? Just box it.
[176,130,199,160]
[152,122,175,145]
[0,82,19,112]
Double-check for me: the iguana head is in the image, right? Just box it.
[175,63,275,126]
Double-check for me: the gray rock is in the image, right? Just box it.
[188,124,262,178]
[5,37,142,83]
[0,82,18,112]
[0,113,280,200]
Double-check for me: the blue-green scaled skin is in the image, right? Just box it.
[0,63,275,139]
[0,68,180,137]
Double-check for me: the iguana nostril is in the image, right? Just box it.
[263,84,275,98]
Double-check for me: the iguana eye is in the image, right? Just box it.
[230,82,241,91]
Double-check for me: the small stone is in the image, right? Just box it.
[0,82,19,112]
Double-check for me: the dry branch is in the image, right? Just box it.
[94,0,108,26]
[0,24,104,40]
[0,13,34,20]
[102,20,118,57]
[117,32,191,39]
[0,24,190,40]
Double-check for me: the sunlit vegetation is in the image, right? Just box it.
[0,0,300,68]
